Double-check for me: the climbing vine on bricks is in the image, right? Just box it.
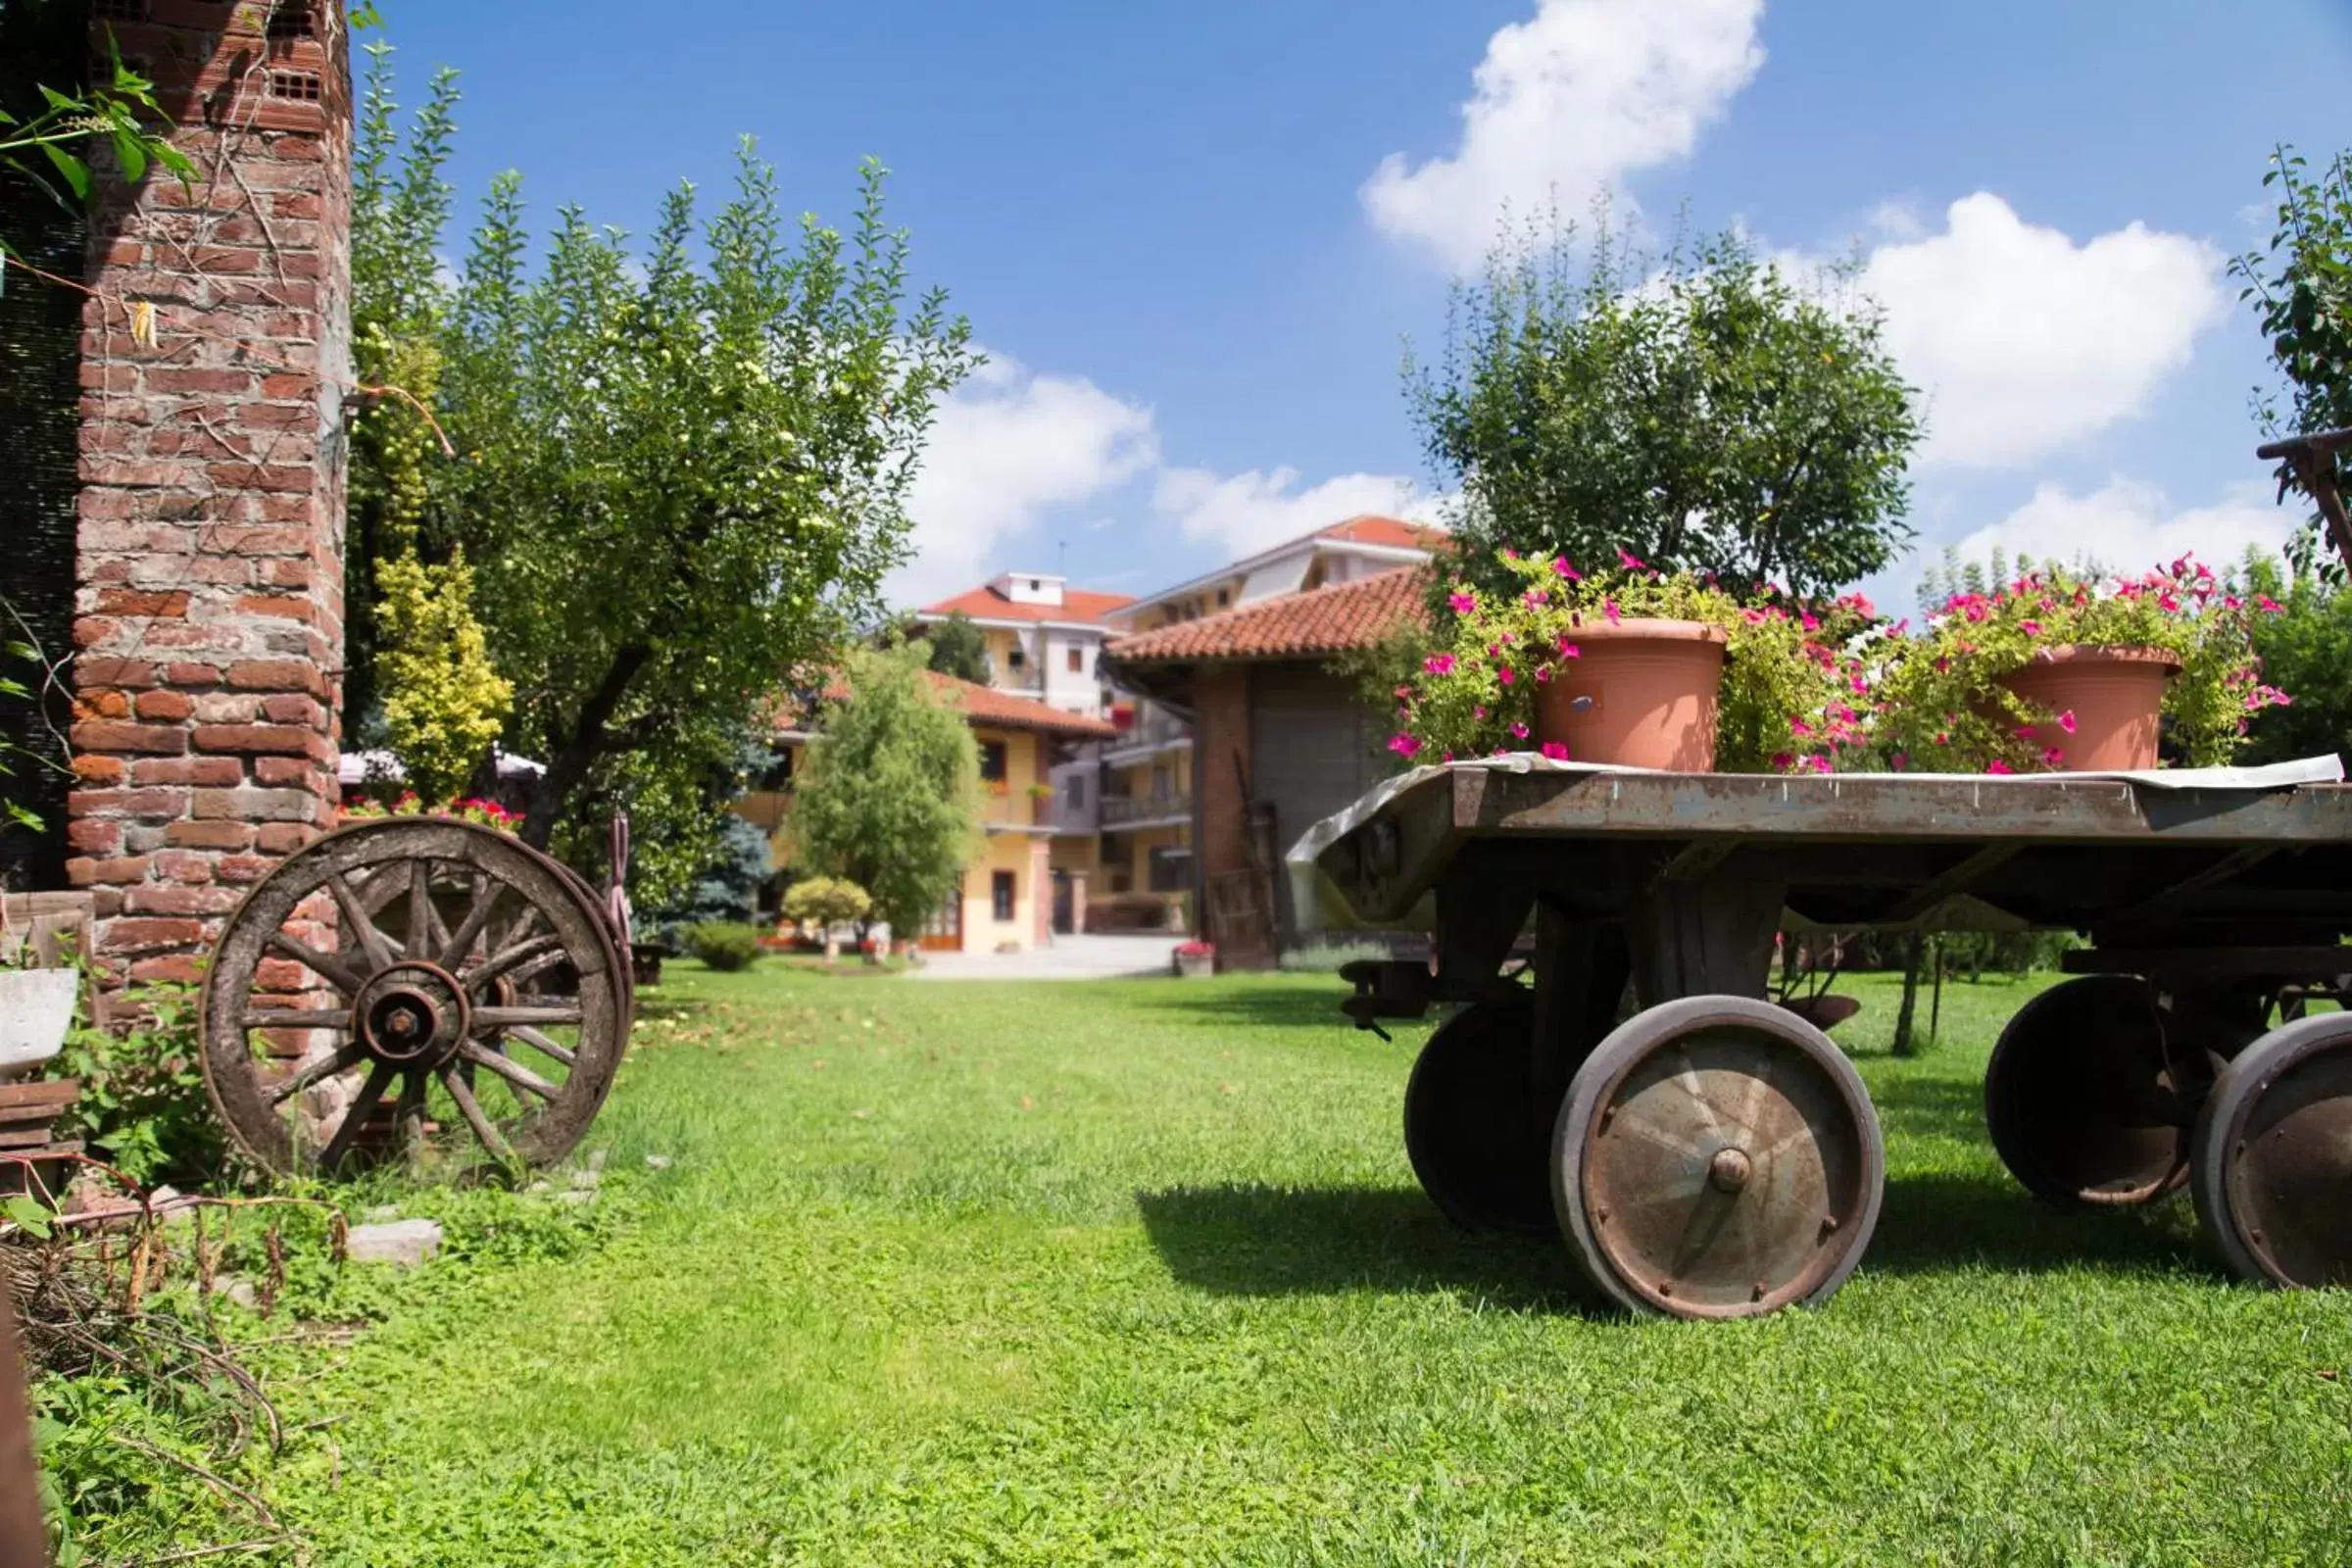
[351,49,977,899]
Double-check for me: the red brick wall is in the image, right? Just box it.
[68,1,351,985]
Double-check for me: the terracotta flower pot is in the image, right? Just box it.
[1996,644,2180,771]
[1533,618,1728,771]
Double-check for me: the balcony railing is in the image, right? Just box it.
[1106,714,1190,753]
[980,791,1054,828]
[1102,794,1189,827]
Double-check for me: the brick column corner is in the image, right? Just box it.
[68,0,352,987]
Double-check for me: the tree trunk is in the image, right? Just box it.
[1891,931,1925,1057]
[522,643,651,851]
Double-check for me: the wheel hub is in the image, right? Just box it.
[1707,1146,1752,1193]
[352,961,470,1068]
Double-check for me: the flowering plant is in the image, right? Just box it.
[1174,939,1215,958]
[1875,559,2291,773]
[1024,782,1056,801]
[343,792,525,833]
[1394,550,1879,773]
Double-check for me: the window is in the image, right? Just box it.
[992,870,1016,922]
[1066,647,1083,673]
[979,741,1007,782]
[1007,645,1026,668]
[1062,774,1087,808]
[1028,578,1042,592]
[1148,848,1185,894]
[1215,588,1230,608]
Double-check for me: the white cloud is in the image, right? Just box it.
[1947,477,2293,581]
[1152,466,1439,559]
[892,352,1158,606]
[1857,195,2226,469]
[1361,0,1765,271]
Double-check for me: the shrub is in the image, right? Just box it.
[55,984,225,1187]
[682,921,764,972]
[782,876,873,930]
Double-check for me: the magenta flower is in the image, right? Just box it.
[1509,721,1529,740]
[1540,741,1570,761]
[2042,747,2066,767]
[1473,706,1488,720]
[1602,599,1621,624]
[1523,587,1549,608]
[1805,755,1833,775]
[1552,556,1581,580]
[1423,653,1455,676]
[1533,665,1552,683]
[2020,620,2041,636]
[1800,612,1820,632]
[1618,549,1647,572]
[2257,594,2282,613]
[1447,592,1477,615]
[1497,667,1515,686]
[1770,751,1796,770]
[1394,685,1413,701]
[1790,717,1814,737]
[1388,733,1421,759]
[2058,710,2078,734]
[1556,638,1580,659]
[1985,760,2015,775]
[2016,725,2035,740]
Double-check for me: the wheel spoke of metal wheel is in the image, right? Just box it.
[469,931,562,991]
[266,1042,366,1106]
[319,1060,399,1171]
[240,1006,356,1031]
[438,876,506,971]
[472,1003,584,1029]
[459,1040,559,1101]
[326,872,399,973]
[439,1064,517,1163]
[265,932,366,997]
[505,1024,578,1068]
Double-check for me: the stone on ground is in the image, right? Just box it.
[346,1217,442,1266]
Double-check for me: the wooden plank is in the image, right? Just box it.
[2064,946,2352,980]
[0,1081,77,1109]
[2097,844,2280,929]
[0,1127,65,1151]
[1881,843,2025,924]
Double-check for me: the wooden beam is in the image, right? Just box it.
[1881,842,2023,925]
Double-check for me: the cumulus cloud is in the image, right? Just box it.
[892,353,1158,606]
[1856,195,2227,469]
[1361,0,1765,272]
[1152,466,1440,560]
[1944,477,2293,582]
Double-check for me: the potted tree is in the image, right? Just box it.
[1877,560,2289,773]
[1396,550,1877,774]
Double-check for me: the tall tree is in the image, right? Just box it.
[788,644,981,935]
[1410,216,1921,602]
[2235,144,2352,577]
[922,611,992,685]
[348,50,977,898]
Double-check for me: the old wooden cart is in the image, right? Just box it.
[1294,760,2352,1319]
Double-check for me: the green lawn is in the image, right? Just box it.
[85,966,2352,1564]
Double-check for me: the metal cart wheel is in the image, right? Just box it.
[1551,995,1885,1319]
[2191,1010,2352,1289]
[200,818,628,1176]
[1984,974,2198,1207]
[1402,994,1554,1234]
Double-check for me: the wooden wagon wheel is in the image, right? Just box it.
[1983,975,2205,1208]
[1402,994,1554,1234]
[1551,995,1884,1319]
[2191,1010,2352,1290]
[200,818,628,1176]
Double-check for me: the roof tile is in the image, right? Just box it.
[919,584,1136,625]
[1102,565,1430,665]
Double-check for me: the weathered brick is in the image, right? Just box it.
[193,723,312,756]
[67,819,122,854]
[132,689,196,721]
[192,787,315,822]
[165,819,256,851]
[69,718,187,756]
[128,956,208,986]
[72,756,127,786]
[253,756,316,787]
[124,885,243,916]
[70,787,189,819]
[99,918,205,953]
[255,822,320,855]
[217,853,273,883]
[260,694,324,727]
[224,660,321,694]
[153,850,216,884]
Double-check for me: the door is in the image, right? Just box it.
[919,878,963,952]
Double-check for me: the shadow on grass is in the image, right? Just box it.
[1136,983,1380,1036]
[1140,1171,2217,1308]
[1136,1184,1596,1314]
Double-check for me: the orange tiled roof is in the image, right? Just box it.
[920,583,1136,625]
[1313,514,1448,551]
[1103,565,1430,664]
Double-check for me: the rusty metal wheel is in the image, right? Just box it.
[1552,995,1884,1318]
[1402,994,1553,1234]
[2192,1011,2352,1290]
[199,818,628,1176]
[1984,975,2204,1208]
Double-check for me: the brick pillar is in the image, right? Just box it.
[68,2,351,986]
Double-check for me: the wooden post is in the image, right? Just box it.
[0,1286,48,1566]
[1892,932,1925,1057]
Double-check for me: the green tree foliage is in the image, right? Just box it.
[2236,145,2352,579]
[373,545,512,806]
[348,50,977,900]
[657,813,774,932]
[0,18,192,269]
[1411,215,1921,602]
[788,644,981,933]
[923,611,992,685]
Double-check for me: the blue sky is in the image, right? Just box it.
[372,0,2352,611]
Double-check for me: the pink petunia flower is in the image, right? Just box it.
[2016,725,2035,740]
[1497,667,1515,686]
[1770,752,1795,770]
[1540,742,1570,760]
[2042,748,2066,767]
[1618,550,1646,572]
[1557,639,1580,659]
[1424,653,1454,676]
[1509,721,1529,740]
[1389,734,1421,759]
[2058,710,2077,734]
[1602,599,1621,624]
[1473,706,1488,719]
[1985,760,2015,775]
[1447,592,1478,615]
[1552,556,1581,580]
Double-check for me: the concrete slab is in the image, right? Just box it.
[908,933,1183,981]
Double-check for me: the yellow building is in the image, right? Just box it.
[740,670,1115,954]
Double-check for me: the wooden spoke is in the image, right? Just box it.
[318,1061,398,1171]
[240,1007,355,1031]
[391,1068,428,1152]
[437,877,507,971]
[439,1064,517,1163]
[504,945,572,992]
[468,931,562,991]
[325,872,399,973]
[265,931,367,997]
[472,1004,584,1029]
[266,1043,367,1106]
[458,1041,560,1102]
[406,858,436,958]
[505,1024,578,1068]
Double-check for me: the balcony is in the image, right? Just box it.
[1103,712,1191,760]
[1102,793,1190,829]
[980,790,1054,829]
